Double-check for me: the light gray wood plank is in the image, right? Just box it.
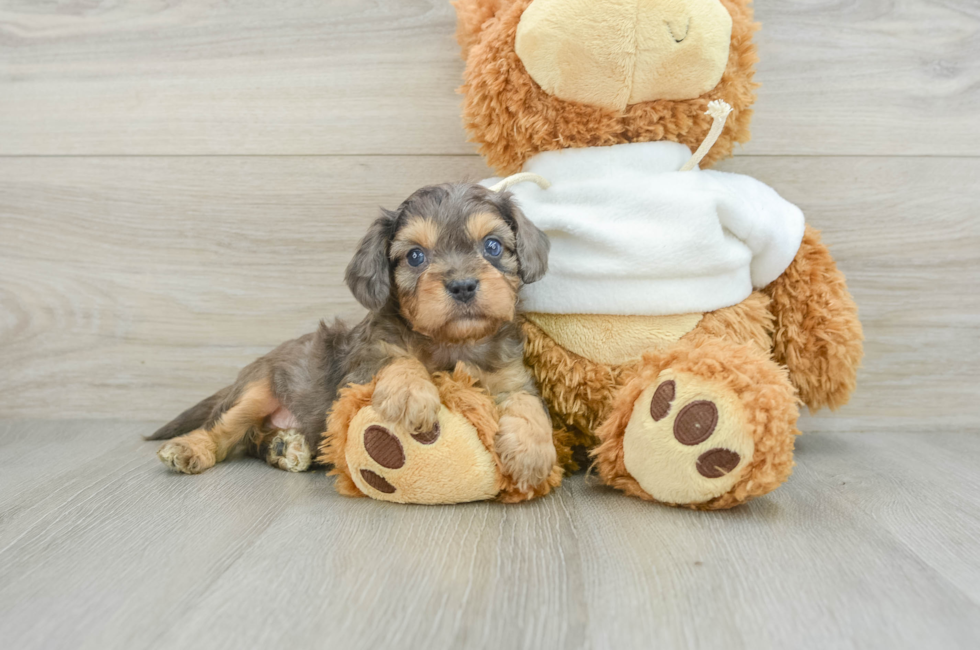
[1,421,979,649]
[1,0,977,156]
[0,0,470,156]
[794,432,980,607]
[749,0,980,156]
[562,455,980,650]
[0,420,141,544]
[0,421,322,649]
[1,155,977,431]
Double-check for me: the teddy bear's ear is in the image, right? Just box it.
[452,0,514,59]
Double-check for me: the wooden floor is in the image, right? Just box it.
[2,0,979,648]
[1,421,979,649]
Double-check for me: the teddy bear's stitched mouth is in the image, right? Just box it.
[666,18,691,43]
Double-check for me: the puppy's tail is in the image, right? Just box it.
[144,387,231,440]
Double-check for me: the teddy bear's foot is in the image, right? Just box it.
[320,368,564,504]
[594,338,799,509]
[342,405,500,504]
[623,372,756,504]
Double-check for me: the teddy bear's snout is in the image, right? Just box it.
[515,0,733,111]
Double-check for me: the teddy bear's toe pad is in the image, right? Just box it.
[346,405,499,504]
[623,372,753,505]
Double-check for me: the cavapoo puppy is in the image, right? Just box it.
[147,182,557,491]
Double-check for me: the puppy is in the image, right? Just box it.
[147,182,557,491]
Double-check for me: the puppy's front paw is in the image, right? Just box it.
[373,371,441,435]
[495,413,557,492]
[158,436,216,474]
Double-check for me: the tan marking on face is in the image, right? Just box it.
[399,267,455,338]
[472,264,518,322]
[400,262,518,343]
[466,212,514,247]
[443,264,518,342]
[390,216,440,259]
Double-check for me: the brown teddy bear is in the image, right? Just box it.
[453,0,864,509]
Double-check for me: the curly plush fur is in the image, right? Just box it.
[457,0,759,175]
[765,225,864,412]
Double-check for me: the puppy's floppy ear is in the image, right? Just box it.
[493,191,550,284]
[345,208,398,311]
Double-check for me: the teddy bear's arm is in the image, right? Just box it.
[764,224,864,412]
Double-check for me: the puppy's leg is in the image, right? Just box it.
[469,359,558,492]
[158,380,279,474]
[372,357,441,434]
[495,392,557,492]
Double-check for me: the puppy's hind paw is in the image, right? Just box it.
[157,436,216,474]
[265,429,312,472]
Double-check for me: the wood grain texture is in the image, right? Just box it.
[1,421,979,649]
[1,0,977,156]
[1,2,977,648]
[1,155,977,430]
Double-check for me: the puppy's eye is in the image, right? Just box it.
[483,238,502,258]
[406,248,426,267]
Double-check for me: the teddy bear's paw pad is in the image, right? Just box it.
[622,372,753,505]
[345,406,498,504]
[358,469,396,494]
[264,429,312,473]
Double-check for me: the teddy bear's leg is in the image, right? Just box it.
[317,368,564,504]
[593,336,799,509]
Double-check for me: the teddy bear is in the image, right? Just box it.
[452,0,864,509]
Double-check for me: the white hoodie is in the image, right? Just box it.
[484,141,806,316]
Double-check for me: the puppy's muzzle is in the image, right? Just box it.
[445,278,479,304]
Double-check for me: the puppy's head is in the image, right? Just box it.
[345,183,549,343]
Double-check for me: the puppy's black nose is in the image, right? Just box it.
[445,278,479,304]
